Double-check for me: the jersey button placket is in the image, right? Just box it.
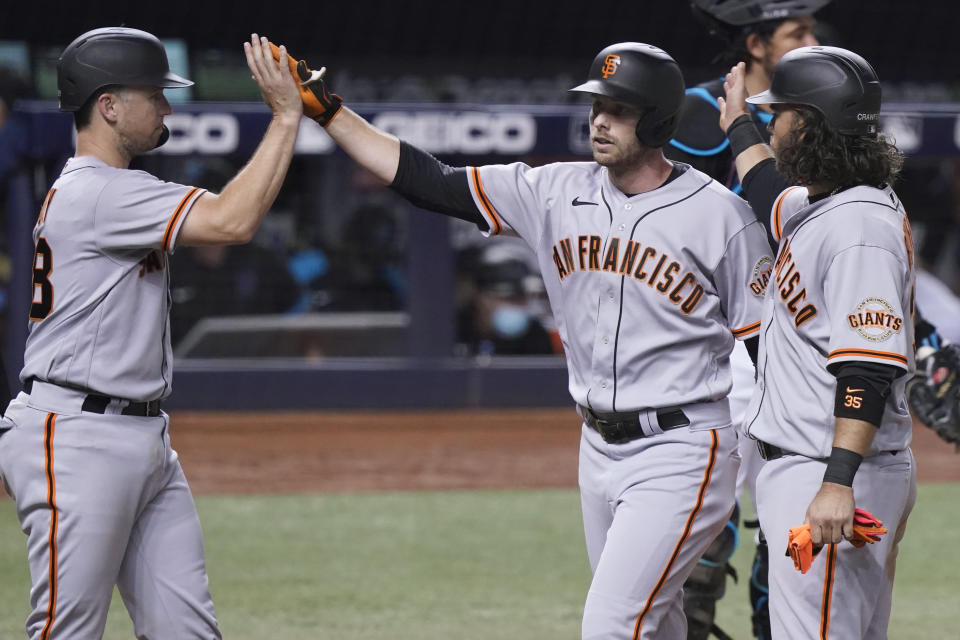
[592,285,619,404]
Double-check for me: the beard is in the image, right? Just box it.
[592,136,648,171]
[118,125,163,159]
[772,127,809,184]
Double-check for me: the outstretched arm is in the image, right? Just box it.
[178,35,302,246]
[325,106,402,185]
[280,49,486,227]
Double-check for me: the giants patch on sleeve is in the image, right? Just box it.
[750,256,772,297]
[847,297,903,342]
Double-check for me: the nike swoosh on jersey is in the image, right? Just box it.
[572,196,598,207]
[845,387,865,393]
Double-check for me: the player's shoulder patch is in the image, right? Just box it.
[668,79,729,156]
[846,296,905,343]
[749,255,773,298]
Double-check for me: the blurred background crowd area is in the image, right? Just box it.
[0,0,958,362]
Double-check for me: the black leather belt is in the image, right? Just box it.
[756,440,790,461]
[579,404,690,444]
[24,378,162,418]
[757,439,901,461]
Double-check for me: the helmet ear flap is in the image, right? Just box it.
[635,108,681,147]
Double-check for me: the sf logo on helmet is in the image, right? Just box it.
[601,55,621,78]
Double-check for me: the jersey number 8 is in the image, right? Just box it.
[30,237,53,321]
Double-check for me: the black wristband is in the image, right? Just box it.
[726,114,765,158]
[822,446,863,486]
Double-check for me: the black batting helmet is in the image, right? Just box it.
[569,42,685,148]
[57,27,193,112]
[746,46,881,136]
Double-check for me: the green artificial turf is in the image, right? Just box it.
[0,484,956,639]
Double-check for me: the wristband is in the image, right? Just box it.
[726,114,765,157]
[822,446,863,486]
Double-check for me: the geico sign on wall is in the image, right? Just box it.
[372,111,536,154]
[150,111,537,156]
[156,113,240,154]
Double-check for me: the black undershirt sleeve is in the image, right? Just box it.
[390,140,488,231]
[827,360,904,427]
[827,359,906,386]
[740,158,792,248]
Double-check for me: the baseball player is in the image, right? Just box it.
[0,28,301,639]
[278,41,773,639]
[719,46,916,639]
[665,2,831,637]
[667,4,954,638]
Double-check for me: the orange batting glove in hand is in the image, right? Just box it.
[849,508,888,548]
[787,524,823,574]
[267,42,343,126]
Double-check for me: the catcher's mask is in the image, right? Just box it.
[569,42,685,148]
[690,0,832,43]
[746,45,881,136]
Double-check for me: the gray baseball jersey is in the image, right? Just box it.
[743,184,915,458]
[0,155,219,638]
[744,184,917,640]
[466,159,772,639]
[22,156,205,401]
[468,161,772,412]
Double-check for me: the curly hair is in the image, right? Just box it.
[776,106,904,188]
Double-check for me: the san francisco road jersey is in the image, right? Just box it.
[21,156,205,401]
[743,184,916,458]
[467,161,773,414]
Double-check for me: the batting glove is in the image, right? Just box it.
[268,43,343,127]
[849,508,887,548]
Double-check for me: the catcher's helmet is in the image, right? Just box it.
[569,43,684,147]
[690,0,831,27]
[57,27,193,112]
[746,46,881,136]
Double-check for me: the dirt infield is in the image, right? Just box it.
[168,409,960,495]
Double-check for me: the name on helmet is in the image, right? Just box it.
[857,113,879,121]
[761,8,790,20]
